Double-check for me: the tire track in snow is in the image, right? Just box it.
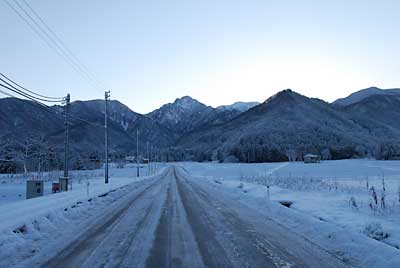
[145,169,206,268]
[41,171,169,268]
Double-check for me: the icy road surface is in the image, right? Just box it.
[35,166,350,268]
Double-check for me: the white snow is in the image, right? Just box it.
[1,159,399,268]
[333,87,400,106]
[0,164,164,231]
[180,159,400,268]
[216,101,259,112]
[0,164,167,267]
[0,163,156,205]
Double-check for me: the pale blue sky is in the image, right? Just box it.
[1,0,399,113]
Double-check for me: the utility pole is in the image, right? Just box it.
[146,141,149,160]
[62,93,70,191]
[146,141,150,174]
[136,129,139,177]
[104,91,110,184]
[150,144,153,172]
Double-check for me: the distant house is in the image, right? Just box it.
[304,154,321,163]
[124,156,136,163]
[124,156,149,164]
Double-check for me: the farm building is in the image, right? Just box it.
[304,154,321,163]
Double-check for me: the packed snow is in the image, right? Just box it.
[0,163,157,205]
[179,159,400,267]
[0,163,166,267]
[1,159,399,268]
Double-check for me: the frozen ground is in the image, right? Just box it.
[0,166,360,268]
[0,164,167,268]
[0,160,399,268]
[179,160,400,256]
[0,163,162,205]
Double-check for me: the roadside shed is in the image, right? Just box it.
[304,154,321,163]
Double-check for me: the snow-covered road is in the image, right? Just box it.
[22,166,351,268]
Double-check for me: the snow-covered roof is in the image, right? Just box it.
[304,154,318,158]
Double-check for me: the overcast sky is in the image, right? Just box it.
[1,0,399,113]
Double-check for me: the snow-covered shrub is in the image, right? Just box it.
[349,196,358,210]
[369,186,378,211]
[363,222,389,241]
[380,176,386,210]
[251,175,353,193]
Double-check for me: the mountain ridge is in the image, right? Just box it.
[333,87,400,106]
[1,86,400,169]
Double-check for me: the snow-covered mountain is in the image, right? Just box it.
[216,101,259,113]
[147,96,215,133]
[341,93,400,140]
[177,90,370,161]
[176,89,400,162]
[333,87,400,106]
[0,98,176,167]
[2,86,400,166]
[147,96,248,133]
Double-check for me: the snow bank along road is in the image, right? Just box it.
[31,166,351,268]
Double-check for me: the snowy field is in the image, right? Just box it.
[0,160,399,268]
[0,163,163,205]
[179,159,400,251]
[0,165,169,268]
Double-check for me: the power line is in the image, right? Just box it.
[0,77,62,103]
[69,114,104,128]
[0,82,104,129]
[0,83,62,116]
[10,0,102,89]
[0,75,63,103]
[4,0,108,92]
[2,0,86,82]
[0,71,108,130]
[14,0,105,91]
[0,72,63,100]
[10,0,99,88]
[19,0,109,91]
[0,82,104,128]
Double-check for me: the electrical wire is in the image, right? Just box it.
[10,0,104,89]
[19,0,109,91]
[0,83,62,116]
[0,77,63,103]
[2,0,89,85]
[0,81,104,129]
[3,0,108,92]
[0,76,63,103]
[0,72,63,100]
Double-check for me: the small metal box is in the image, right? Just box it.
[26,180,44,199]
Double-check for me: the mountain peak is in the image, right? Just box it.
[333,87,400,106]
[263,89,301,104]
[173,96,201,108]
[217,101,259,112]
[176,95,194,101]
[147,95,212,132]
[365,86,381,90]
